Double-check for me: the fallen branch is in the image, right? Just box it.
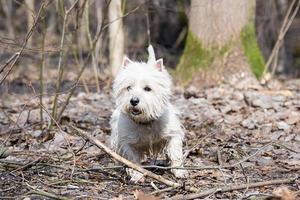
[173,177,298,200]
[78,142,275,172]
[27,188,70,200]
[11,157,42,173]
[230,142,272,167]
[70,125,198,192]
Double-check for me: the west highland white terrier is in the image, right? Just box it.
[110,45,188,182]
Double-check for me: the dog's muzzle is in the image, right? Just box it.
[130,107,142,116]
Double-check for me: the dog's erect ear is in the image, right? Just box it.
[122,56,133,68]
[155,59,164,71]
[147,45,156,65]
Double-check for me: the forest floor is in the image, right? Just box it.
[0,76,300,200]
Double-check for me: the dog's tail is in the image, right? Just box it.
[147,44,156,65]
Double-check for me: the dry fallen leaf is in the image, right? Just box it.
[272,186,295,200]
[133,190,160,200]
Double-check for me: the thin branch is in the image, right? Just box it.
[173,177,298,200]
[262,0,300,78]
[84,1,100,92]
[39,7,47,129]
[27,188,70,200]
[54,1,143,121]
[56,53,92,122]
[0,38,60,53]
[0,52,19,74]
[50,0,79,128]
[11,157,42,173]
[79,142,278,172]
[0,1,47,85]
[230,142,272,167]
[93,2,143,46]
[55,0,142,121]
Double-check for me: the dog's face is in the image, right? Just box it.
[113,57,172,123]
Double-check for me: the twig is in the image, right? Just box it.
[93,2,143,46]
[50,0,79,128]
[56,53,92,122]
[173,177,298,200]
[0,1,47,85]
[27,188,70,200]
[11,157,42,173]
[0,37,60,53]
[183,131,212,159]
[70,125,198,192]
[58,1,140,118]
[0,52,19,74]
[55,0,121,121]
[230,142,272,167]
[39,7,46,129]
[151,186,175,195]
[35,101,77,180]
[272,142,300,153]
[240,163,248,184]
[84,1,100,92]
[73,165,225,172]
[262,0,300,78]
[203,189,220,200]
[53,1,143,118]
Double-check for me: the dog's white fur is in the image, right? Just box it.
[110,45,187,181]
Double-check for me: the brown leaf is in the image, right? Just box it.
[272,186,296,200]
[133,190,160,200]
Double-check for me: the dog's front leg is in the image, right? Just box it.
[166,135,188,178]
[118,144,145,182]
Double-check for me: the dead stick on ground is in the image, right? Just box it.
[173,177,298,200]
[11,157,42,173]
[26,186,70,200]
[70,125,198,192]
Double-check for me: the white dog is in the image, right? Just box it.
[110,45,187,182]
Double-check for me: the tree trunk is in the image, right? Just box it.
[1,0,15,38]
[176,0,264,88]
[94,0,104,73]
[108,0,125,77]
[25,0,35,47]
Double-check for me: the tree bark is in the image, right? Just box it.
[108,0,125,77]
[1,0,15,38]
[177,0,264,88]
[25,0,35,47]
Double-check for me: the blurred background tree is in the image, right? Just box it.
[0,0,299,94]
[176,0,264,88]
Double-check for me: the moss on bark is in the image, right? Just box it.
[241,24,265,79]
[176,20,265,85]
[175,32,213,84]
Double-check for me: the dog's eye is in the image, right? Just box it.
[144,86,152,92]
[127,86,131,91]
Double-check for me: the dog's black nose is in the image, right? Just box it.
[130,97,139,106]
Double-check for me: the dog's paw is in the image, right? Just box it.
[172,169,188,178]
[126,168,145,182]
